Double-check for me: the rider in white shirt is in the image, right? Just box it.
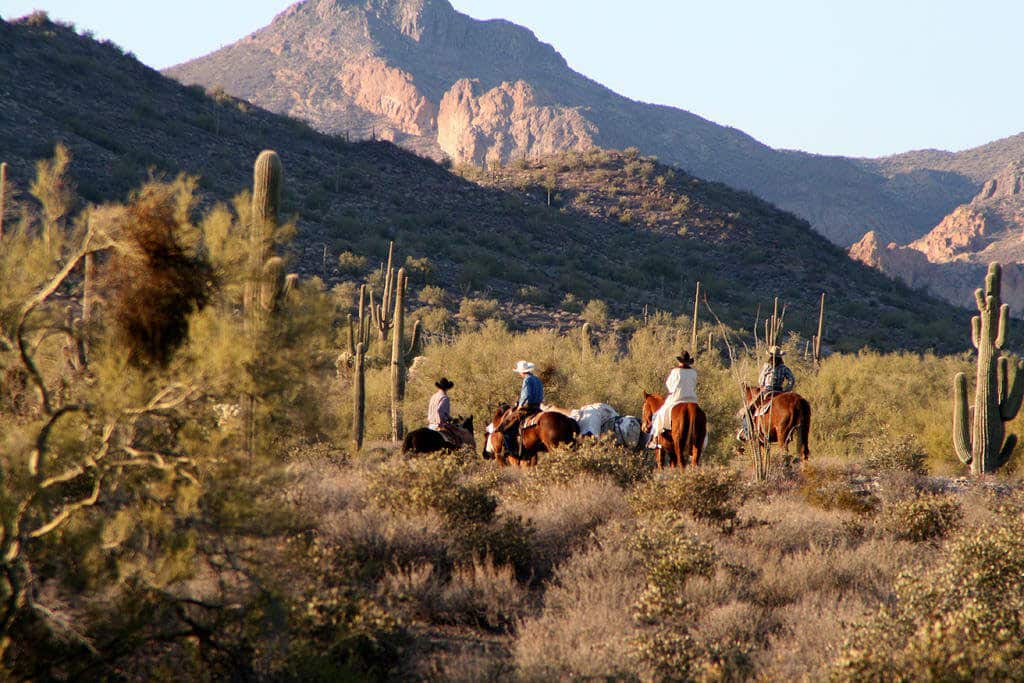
[647,351,698,449]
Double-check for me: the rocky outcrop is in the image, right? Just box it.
[437,79,596,165]
[338,57,436,136]
[908,205,999,262]
[849,231,935,291]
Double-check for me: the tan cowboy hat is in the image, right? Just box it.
[514,360,535,373]
[435,377,454,390]
[767,345,784,358]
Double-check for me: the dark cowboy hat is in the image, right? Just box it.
[435,377,454,390]
[675,351,694,365]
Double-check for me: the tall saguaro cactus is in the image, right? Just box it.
[0,161,8,240]
[353,342,366,451]
[390,267,424,441]
[953,263,1024,475]
[243,150,284,458]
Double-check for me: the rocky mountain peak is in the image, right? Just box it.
[974,160,1024,203]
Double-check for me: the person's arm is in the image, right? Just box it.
[518,379,530,407]
[665,368,681,394]
[758,364,771,388]
[782,366,795,392]
[528,375,543,404]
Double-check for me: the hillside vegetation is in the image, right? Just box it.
[0,13,968,352]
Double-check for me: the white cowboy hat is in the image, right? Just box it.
[514,360,535,373]
[767,345,784,357]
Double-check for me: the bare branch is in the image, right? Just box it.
[28,475,102,539]
[28,404,85,477]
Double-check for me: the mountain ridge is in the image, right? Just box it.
[166,0,992,248]
[0,12,966,352]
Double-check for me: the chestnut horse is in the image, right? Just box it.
[483,404,579,467]
[740,385,811,461]
[402,416,476,455]
[641,392,708,469]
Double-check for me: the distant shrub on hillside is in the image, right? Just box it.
[337,251,368,274]
[458,297,501,327]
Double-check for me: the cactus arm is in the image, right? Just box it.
[1000,357,1024,421]
[369,288,381,332]
[971,316,981,349]
[997,434,1017,470]
[975,287,985,313]
[347,314,356,356]
[996,304,1010,349]
[406,319,422,362]
[953,372,973,465]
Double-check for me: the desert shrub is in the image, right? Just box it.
[337,250,368,274]
[863,432,928,475]
[367,457,496,527]
[458,297,500,326]
[581,299,609,327]
[559,293,583,313]
[630,466,744,528]
[384,559,530,633]
[417,284,447,307]
[629,518,723,681]
[877,496,962,542]
[532,440,652,488]
[799,465,878,514]
[832,522,1024,681]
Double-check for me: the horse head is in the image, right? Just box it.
[641,392,664,433]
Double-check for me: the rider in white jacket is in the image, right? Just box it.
[647,351,698,448]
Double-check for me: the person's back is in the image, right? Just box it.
[428,378,454,430]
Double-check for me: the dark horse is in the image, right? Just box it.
[740,385,811,461]
[402,416,476,455]
[483,404,579,467]
[641,392,708,469]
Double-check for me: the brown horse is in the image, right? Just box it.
[484,404,579,467]
[402,416,476,455]
[740,385,811,461]
[641,392,708,469]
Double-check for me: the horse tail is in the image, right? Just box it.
[792,399,811,460]
[682,406,696,467]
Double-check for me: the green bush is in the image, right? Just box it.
[863,432,929,475]
[533,441,653,489]
[833,522,1024,681]
[630,466,744,528]
[878,496,962,542]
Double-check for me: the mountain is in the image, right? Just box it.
[165,0,984,248]
[0,12,967,351]
[850,161,1024,311]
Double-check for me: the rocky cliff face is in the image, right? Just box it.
[165,0,989,248]
[850,161,1024,312]
[437,79,596,166]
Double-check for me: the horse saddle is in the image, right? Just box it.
[436,424,459,445]
[753,392,781,417]
[522,413,544,430]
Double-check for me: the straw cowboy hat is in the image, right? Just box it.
[513,360,535,373]
[767,345,784,358]
[675,351,694,365]
[435,377,454,391]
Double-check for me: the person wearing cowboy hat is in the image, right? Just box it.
[646,351,698,449]
[758,346,795,395]
[738,346,795,441]
[497,360,545,455]
[428,377,455,430]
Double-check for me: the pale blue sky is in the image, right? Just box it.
[2,0,1021,158]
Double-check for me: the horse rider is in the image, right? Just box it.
[428,377,455,435]
[646,351,698,449]
[738,345,795,440]
[498,360,544,455]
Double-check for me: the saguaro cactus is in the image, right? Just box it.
[243,150,283,458]
[581,322,592,358]
[245,150,284,330]
[690,281,701,356]
[953,263,1024,475]
[0,161,7,240]
[813,292,826,365]
[370,241,397,342]
[353,342,365,451]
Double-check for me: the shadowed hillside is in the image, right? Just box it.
[0,13,965,351]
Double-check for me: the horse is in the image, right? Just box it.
[641,392,708,469]
[402,416,476,455]
[739,385,811,461]
[540,402,644,450]
[483,404,579,467]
